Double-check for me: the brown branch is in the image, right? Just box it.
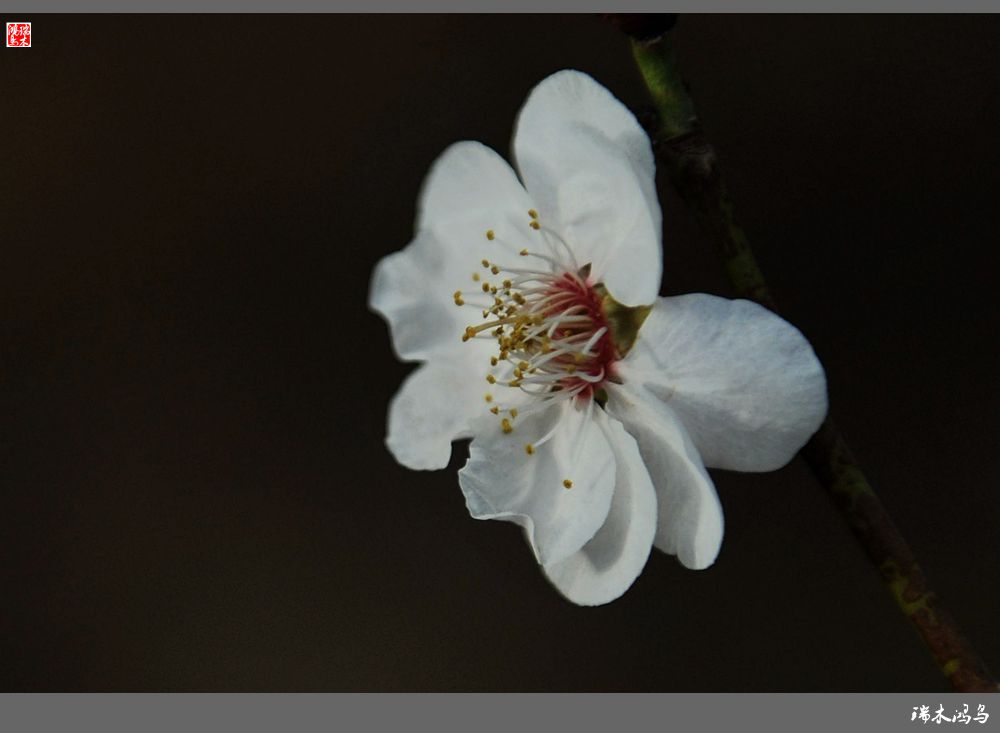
[620,19,997,692]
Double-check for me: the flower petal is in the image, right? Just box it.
[620,294,828,472]
[417,140,535,243]
[385,353,495,470]
[542,408,657,606]
[512,70,661,306]
[369,229,476,363]
[458,398,616,566]
[606,381,723,570]
[369,141,535,363]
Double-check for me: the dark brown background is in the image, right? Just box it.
[1,14,997,691]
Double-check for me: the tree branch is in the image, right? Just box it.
[622,20,997,693]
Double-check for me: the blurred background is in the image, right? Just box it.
[1,14,997,691]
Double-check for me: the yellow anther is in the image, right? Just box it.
[501,419,513,434]
[464,326,476,340]
[529,221,540,230]
[519,249,529,256]
[490,406,499,414]
[524,443,535,455]
[490,356,498,366]
[528,208,538,219]
[484,394,493,403]
[486,374,496,384]
[472,272,480,282]
[502,279,512,289]
[508,379,521,388]
[481,259,490,267]
[563,479,573,489]
[490,265,500,275]
[513,368,522,379]
[509,409,518,418]
[486,230,495,241]
[518,361,530,371]
[481,283,490,293]
[566,364,577,374]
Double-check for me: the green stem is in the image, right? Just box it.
[627,28,996,693]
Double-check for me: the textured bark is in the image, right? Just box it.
[620,19,997,692]
[801,420,997,692]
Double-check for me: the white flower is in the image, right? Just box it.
[369,70,828,605]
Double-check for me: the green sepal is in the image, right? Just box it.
[592,283,652,359]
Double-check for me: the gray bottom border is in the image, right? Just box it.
[1,693,996,733]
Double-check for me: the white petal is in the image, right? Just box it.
[369,141,535,363]
[458,398,615,566]
[370,229,475,363]
[621,294,828,472]
[542,409,657,606]
[386,354,495,470]
[605,382,723,570]
[417,140,534,244]
[512,70,661,306]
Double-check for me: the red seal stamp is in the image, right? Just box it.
[6,22,31,48]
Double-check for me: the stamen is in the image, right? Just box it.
[457,223,617,449]
[539,225,581,272]
[518,249,567,271]
[581,327,608,356]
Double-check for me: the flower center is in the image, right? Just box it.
[453,210,621,469]
[463,262,615,396]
